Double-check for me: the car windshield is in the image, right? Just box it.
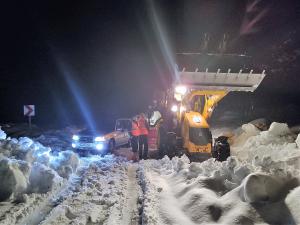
[115,120,132,131]
[78,129,105,136]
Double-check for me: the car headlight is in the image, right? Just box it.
[95,136,105,142]
[96,143,104,150]
[72,135,79,141]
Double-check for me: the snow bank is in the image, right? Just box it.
[49,151,79,178]
[139,122,300,224]
[231,122,300,164]
[29,163,62,193]
[0,159,28,201]
[0,129,78,201]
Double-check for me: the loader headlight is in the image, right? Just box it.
[95,136,105,142]
[72,135,79,141]
[171,105,178,112]
[175,86,187,95]
[192,116,202,123]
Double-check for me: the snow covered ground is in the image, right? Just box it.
[0,122,299,225]
[139,122,300,225]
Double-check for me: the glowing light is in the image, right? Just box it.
[72,143,76,148]
[95,136,105,142]
[96,143,104,150]
[180,106,186,113]
[171,105,178,112]
[72,135,79,141]
[175,86,187,95]
[147,1,179,80]
[53,58,97,132]
[174,93,183,102]
[192,116,202,123]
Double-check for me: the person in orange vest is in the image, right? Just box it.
[131,117,140,161]
[137,113,149,160]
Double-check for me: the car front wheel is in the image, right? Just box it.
[108,139,115,153]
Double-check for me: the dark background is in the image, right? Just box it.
[0,0,299,130]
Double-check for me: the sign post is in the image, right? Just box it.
[24,105,35,129]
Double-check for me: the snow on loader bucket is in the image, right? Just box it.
[165,69,266,161]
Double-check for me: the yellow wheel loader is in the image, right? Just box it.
[171,68,266,160]
[149,67,266,161]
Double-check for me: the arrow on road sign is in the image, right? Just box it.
[24,105,35,117]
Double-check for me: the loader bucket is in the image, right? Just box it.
[177,70,266,92]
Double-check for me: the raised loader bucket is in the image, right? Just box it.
[177,69,266,92]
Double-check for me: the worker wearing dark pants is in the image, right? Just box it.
[137,113,149,160]
[138,134,148,160]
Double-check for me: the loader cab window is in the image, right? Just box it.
[191,95,206,114]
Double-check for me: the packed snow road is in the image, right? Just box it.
[0,153,142,225]
[1,122,300,225]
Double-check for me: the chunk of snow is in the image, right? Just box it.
[231,123,260,147]
[49,151,79,178]
[296,134,300,148]
[268,122,291,136]
[0,158,28,201]
[0,128,6,140]
[286,186,300,224]
[240,173,283,203]
[28,163,61,193]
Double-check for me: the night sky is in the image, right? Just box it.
[0,0,299,129]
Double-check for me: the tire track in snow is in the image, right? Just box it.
[106,164,141,225]
[121,165,140,225]
[16,173,83,225]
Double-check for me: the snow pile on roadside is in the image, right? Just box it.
[49,151,79,178]
[139,122,300,225]
[0,158,29,201]
[231,122,300,170]
[0,129,78,201]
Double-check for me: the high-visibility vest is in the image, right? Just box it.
[131,121,140,136]
[138,116,149,135]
